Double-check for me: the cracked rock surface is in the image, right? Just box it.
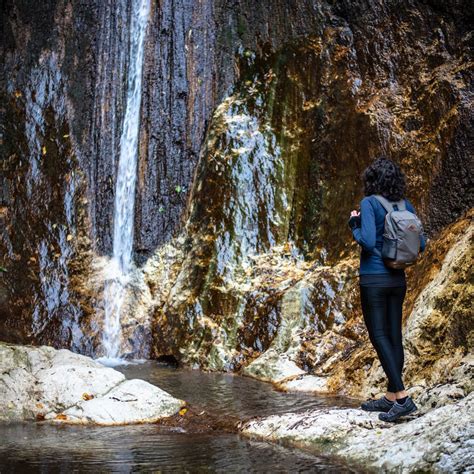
[242,392,474,473]
[0,343,185,425]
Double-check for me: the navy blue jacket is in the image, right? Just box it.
[352,195,426,275]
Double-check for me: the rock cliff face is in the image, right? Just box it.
[0,0,472,382]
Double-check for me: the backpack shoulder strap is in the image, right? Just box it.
[373,195,406,212]
[397,199,407,211]
[373,195,394,213]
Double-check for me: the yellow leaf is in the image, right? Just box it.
[42,146,47,155]
[14,90,22,98]
[178,407,187,416]
[66,234,73,242]
[55,414,68,420]
[82,393,94,401]
[63,134,69,138]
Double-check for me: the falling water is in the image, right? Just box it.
[100,0,150,363]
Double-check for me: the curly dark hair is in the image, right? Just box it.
[362,156,406,201]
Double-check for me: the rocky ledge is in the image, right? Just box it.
[0,343,185,425]
[242,392,474,473]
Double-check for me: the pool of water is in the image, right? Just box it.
[119,362,359,420]
[0,363,362,473]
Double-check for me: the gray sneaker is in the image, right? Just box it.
[379,397,417,422]
[361,396,394,412]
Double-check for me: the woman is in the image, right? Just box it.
[348,156,425,422]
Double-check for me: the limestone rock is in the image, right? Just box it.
[243,349,305,383]
[241,260,359,384]
[54,379,185,425]
[0,342,184,424]
[277,375,329,393]
[35,358,125,414]
[242,393,474,472]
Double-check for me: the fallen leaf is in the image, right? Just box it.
[55,414,68,421]
[42,146,47,155]
[66,234,73,242]
[82,393,94,401]
[14,90,22,98]
[178,407,188,416]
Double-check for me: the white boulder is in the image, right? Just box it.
[0,342,185,425]
[56,379,185,425]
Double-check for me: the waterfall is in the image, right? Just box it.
[100,0,150,363]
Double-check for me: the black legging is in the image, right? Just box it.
[360,285,407,392]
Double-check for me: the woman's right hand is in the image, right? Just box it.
[348,210,361,230]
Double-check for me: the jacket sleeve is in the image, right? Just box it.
[352,198,376,252]
[406,199,426,252]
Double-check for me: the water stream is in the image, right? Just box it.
[101,0,150,362]
[0,364,361,472]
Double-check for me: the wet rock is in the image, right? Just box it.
[242,392,474,472]
[0,342,185,424]
[1,0,472,360]
[237,257,359,384]
[145,0,472,369]
[160,0,471,374]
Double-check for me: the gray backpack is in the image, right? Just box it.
[374,195,423,269]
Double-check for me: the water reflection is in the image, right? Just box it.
[0,424,357,473]
[119,362,358,419]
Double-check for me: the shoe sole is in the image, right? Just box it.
[379,405,417,422]
[361,406,391,413]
